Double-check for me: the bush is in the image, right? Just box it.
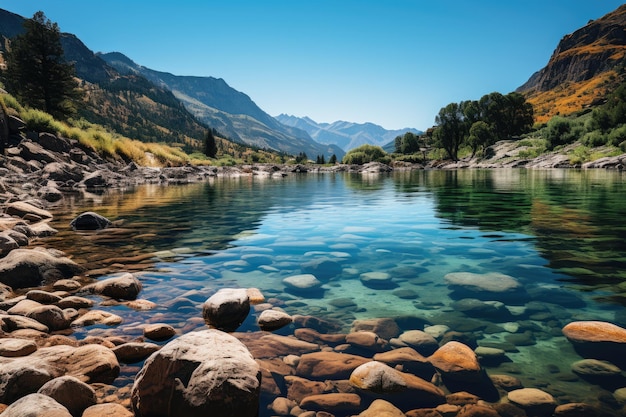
[608,125,626,146]
[21,108,63,134]
[545,116,584,149]
[581,130,607,147]
[342,144,388,165]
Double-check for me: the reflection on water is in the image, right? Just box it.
[44,169,626,411]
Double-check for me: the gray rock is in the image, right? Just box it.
[257,309,293,331]
[26,305,71,331]
[283,274,323,291]
[0,248,83,289]
[202,288,250,331]
[301,257,342,280]
[112,342,161,364]
[5,201,53,220]
[0,338,38,357]
[131,329,261,417]
[70,211,112,230]
[84,272,142,300]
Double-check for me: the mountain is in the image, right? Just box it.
[99,52,344,159]
[275,114,421,152]
[518,4,626,123]
[0,8,207,149]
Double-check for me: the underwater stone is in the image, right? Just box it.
[283,274,323,291]
[563,321,626,368]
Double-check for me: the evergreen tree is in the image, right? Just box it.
[329,154,337,164]
[203,129,218,158]
[4,11,82,120]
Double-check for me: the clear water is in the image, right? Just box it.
[43,169,626,412]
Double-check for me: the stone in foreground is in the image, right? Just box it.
[131,329,261,417]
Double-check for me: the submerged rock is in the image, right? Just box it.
[562,321,626,367]
[131,329,261,417]
[202,287,250,332]
[70,211,112,231]
[444,272,526,303]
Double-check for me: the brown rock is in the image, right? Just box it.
[563,321,626,366]
[131,329,261,417]
[553,402,606,417]
[285,375,328,403]
[346,331,389,352]
[398,330,439,356]
[351,318,401,340]
[85,273,142,300]
[82,403,134,417]
[350,361,445,408]
[26,305,71,331]
[0,248,83,289]
[0,314,50,332]
[373,347,435,378]
[143,323,176,341]
[257,309,293,331]
[0,393,71,417]
[0,338,37,357]
[508,388,556,417]
[236,332,319,358]
[56,295,94,309]
[26,289,63,304]
[489,374,523,391]
[456,404,500,417]
[294,327,346,345]
[52,279,82,292]
[296,351,370,380]
[5,201,53,220]
[112,342,160,364]
[300,393,362,413]
[354,399,405,416]
[446,391,480,405]
[428,341,481,375]
[71,310,123,327]
[38,375,97,417]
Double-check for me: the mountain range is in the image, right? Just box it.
[275,114,421,152]
[0,7,422,159]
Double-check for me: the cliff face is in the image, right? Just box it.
[518,5,626,122]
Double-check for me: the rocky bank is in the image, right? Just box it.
[1,114,626,416]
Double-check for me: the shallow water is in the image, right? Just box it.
[43,169,626,412]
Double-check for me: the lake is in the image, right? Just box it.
[43,168,626,414]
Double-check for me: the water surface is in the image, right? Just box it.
[44,169,626,411]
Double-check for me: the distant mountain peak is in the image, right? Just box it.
[275,114,421,151]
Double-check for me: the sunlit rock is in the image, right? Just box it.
[202,287,250,332]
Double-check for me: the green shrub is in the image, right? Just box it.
[545,116,584,149]
[342,144,388,165]
[608,125,626,146]
[581,130,607,147]
[21,108,63,134]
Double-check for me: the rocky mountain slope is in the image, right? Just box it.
[99,52,344,159]
[275,114,421,152]
[518,4,626,123]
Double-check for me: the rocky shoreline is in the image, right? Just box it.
[1,121,626,416]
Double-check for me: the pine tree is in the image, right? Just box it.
[204,129,217,158]
[4,11,82,120]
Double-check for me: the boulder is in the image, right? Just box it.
[202,288,250,331]
[360,271,395,289]
[38,375,97,417]
[350,361,445,408]
[26,305,71,331]
[85,273,142,300]
[354,399,406,417]
[82,404,134,417]
[553,402,606,417]
[0,234,19,257]
[235,332,319,358]
[131,329,261,417]
[18,140,60,164]
[257,309,293,331]
[5,201,53,220]
[70,211,112,230]
[0,338,37,357]
[507,388,556,417]
[444,271,526,302]
[296,351,370,380]
[38,132,72,154]
[428,341,499,401]
[71,310,123,327]
[301,257,343,280]
[143,323,176,341]
[373,347,435,379]
[112,342,160,364]
[398,330,439,356]
[346,331,389,352]
[0,361,54,403]
[299,393,362,414]
[0,393,72,417]
[351,318,401,340]
[562,321,626,367]
[0,313,50,332]
[0,248,83,289]
[282,274,323,293]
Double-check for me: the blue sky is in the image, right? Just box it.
[3,1,625,130]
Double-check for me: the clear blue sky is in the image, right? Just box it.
[3,1,625,130]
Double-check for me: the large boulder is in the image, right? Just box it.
[0,248,84,288]
[84,273,142,300]
[562,321,626,367]
[0,393,72,417]
[202,288,250,331]
[131,329,261,417]
[349,361,445,409]
[5,201,53,221]
[37,375,97,417]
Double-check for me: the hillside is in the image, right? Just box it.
[518,4,626,123]
[275,114,421,152]
[99,52,344,159]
